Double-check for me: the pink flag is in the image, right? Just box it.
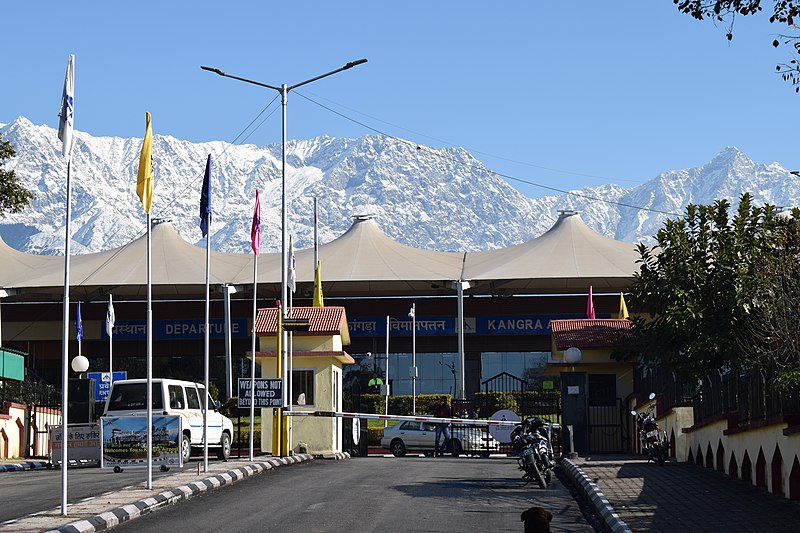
[586,285,595,319]
[250,190,261,255]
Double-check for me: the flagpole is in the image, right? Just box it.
[249,190,260,462]
[249,253,257,461]
[58,53,75,517]
[135,111,155,489]
[313,198,318,274]
[146,213,153,489]
[60,158,72,516]
[200,153,213,472]
[203,213,210,472]
[108,294,113,382]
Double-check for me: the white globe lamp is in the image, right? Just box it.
[71,355,89,374]
[564,347,582,364]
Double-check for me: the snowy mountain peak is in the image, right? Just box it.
[1,117,798,255]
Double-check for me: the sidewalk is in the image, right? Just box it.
[0,453,348,533]
[563,455,800,533]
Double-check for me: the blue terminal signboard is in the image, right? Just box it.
[348,314,603,337]
[102,319,249,340]
[88,371,128,402]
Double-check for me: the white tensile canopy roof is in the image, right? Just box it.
[461,210,639,294]
[1,211,642,299]
[0,235,58,290]
[250,215,466,296]
[3,221,253,298]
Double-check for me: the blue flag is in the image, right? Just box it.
[76,300,83,342]
[200,154,212,237]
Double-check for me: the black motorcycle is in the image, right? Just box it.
[631,392,669,466]
[510,417,556,489]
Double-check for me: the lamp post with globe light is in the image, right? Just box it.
[408,304,417,414]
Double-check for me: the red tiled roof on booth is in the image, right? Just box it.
[551,319,634,350]
[254,306,349,340]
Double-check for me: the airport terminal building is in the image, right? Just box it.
[0,210,640,400]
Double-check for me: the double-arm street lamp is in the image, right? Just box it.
[201,58,367,317]
[201,58,367,454]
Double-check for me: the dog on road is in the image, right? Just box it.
[521,506,552,533]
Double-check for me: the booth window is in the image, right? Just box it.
[292,370,314,405]
[588,374,617,406]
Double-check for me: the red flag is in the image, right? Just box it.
[586,285,595,319]
[251,190,261,255]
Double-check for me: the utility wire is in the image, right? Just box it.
[294,91,680,217]
[301,89,644,185]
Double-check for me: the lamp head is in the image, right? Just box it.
[200,65,225,76]
[564,347,582,364]
[71,355,89,373]
[344,58,368,69]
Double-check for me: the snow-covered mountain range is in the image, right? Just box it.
[1,116,798,255]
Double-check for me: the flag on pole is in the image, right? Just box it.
[199,154,212,237]
[251,190,261,255]
[136,112,154,214]
[58,55,75,158]
[586,285,595,319]
[313,261,324,307]
[75,301,83,342]
[106,295,116,336]
[288,234,296,293]
[618,292,629,320]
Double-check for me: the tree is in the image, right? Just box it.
[738,207,800,388]
[0,135,34,217]
[630,194,797,382]
[673,1,800,91]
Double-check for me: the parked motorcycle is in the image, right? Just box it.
[631,392,669,466]
[510,417,557,488]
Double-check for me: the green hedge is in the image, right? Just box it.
[360,393,451,416]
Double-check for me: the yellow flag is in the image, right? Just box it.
[313,261,324,307]
[136,112,154,214]
[618,292,629,319]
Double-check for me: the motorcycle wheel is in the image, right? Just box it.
[530,462,546,489]
[656,444,667,466]
[544,468,552,484]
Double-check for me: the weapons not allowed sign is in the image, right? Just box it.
[238,378,283,408]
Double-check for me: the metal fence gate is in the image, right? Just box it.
[588,397,627,453]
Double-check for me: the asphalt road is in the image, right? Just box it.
[111,456,596,533]
[0,459,205,523]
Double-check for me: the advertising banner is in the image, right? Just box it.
[100,415,182,468]
[50,423,101,465]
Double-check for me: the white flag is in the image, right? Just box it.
[106,294,115,336]
[288,234,296,293]
[58,55,75,158]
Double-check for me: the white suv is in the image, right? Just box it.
[103,378,234,462]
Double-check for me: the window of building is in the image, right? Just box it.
[292,369,315,406]
[588,374,617,406]
[480,352,552,390]
[388,352,459,396]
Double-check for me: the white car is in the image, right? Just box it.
[103,378,233,463]
[381,421,499,457]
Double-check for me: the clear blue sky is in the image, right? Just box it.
[3,1,798,198]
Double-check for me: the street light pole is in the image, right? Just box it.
[408,303,416,415]
[201,58,367,316]
[201,59,367,454]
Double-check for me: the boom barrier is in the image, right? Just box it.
[284,410,521,427]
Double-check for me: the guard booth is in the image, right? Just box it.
[545,319,636,455]
[252,306,353,455]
